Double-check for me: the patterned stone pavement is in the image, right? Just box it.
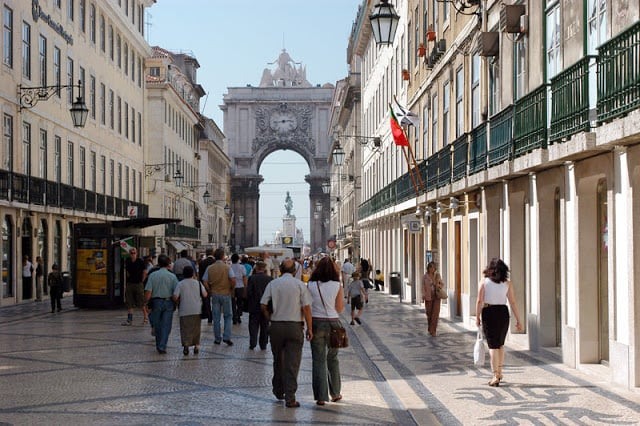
[0,292,638,425]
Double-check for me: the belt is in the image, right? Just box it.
[483,303,505,307]
[313,317,339,321]
[152,297,172,301]
[271,321,304,324]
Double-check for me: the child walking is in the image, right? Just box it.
[347,271,367,325]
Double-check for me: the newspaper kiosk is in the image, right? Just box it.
[72,218,180,308]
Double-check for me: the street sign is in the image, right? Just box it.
[127,206,138,217]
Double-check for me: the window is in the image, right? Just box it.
[66,57,74,104]
[123,43,128,75]
[546,5,560,80]
[137,55,142,86]
[100,155,106,193]
[423,0,429,45]
[117,163,122,198]
[109,89,114,129]
[117,96,122,134]
[90,151,96,191]
[67,141,74,186]
[108,25,113,59]
[431,0,438,36]
[109,159,114,196]
[89,4,95,43]
[100,83,106,125]
[79,66,85,102]
[22,122,31,175]
[3,114,13,171]
[131,107,136,143]
[414,8,419,66]
[79,0,86,33]
[514,38,526,100]
[137,111,141,145]
[53,46,61,97]
[39,35,47,87]
[431,93,438,154]
[54,136,61,183]
[79,147,85,189]
[471,55,481,128]
[125,0,129,16]
[130,50,135,81]
[99,15,105,52]
[67,0,74,21]
[3,6,13,67]
[587,0,607,54]
[89,75,96,119]
[22,22,31,79]
[132,169,136,202]
[116,34,121,68]
[124,102,128,138]
[422,104,429,159]
[150,66,160,77]
[443,81,450,145]
[455,67,464,137]
[125,165,130,199]
[443,0,449,22]
[39,129,47,179]
[55,0,61,8]
[489,57,500,116]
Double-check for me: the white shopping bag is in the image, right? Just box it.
[473,328,486,366]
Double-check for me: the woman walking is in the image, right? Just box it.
[307,256,345,406]
[173,266,208,355]
[422,262,444,336]
[475,258,523,386]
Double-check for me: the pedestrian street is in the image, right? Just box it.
[0,292,638,425]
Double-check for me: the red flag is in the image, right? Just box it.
[389,106,409,146]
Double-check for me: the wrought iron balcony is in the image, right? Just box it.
[514,84,548,156]
[488,105,514,166]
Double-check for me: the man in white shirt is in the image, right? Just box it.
[341,258,355,290]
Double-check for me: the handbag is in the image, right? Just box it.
[315,281,349,349]
[200,295,212,320]
[436,285,448,299]
[473,328,486,366]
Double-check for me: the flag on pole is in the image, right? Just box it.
[117,237,135,256]
[389,106,409,146]
[393,96,420,127]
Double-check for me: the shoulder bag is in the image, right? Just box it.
[436,285,448,299]
[316,281,348,348]
[473,328,486,366]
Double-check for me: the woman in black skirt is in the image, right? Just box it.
[475,258,523,386]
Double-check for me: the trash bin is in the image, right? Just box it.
[389,272,401,295]
[61,272,71,292]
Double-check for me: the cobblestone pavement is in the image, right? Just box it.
[0,293,639,425]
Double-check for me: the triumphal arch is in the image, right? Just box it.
[221,50,333,251]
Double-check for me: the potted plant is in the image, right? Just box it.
[402,69,410,80]
[418,43,426,57]
[427,25,437,42]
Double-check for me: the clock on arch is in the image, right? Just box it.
[269,110,298,133]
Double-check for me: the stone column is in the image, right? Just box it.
[230,175,263,251]
[306,175,329,253]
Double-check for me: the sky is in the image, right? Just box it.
[147,0,362,246]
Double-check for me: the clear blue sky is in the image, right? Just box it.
[147,0,362,245]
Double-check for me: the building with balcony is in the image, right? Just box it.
[334,0,640,388]
[0,0,152,306]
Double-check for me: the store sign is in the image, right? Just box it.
[32,0,74,45]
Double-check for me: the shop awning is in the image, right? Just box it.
[111,217,181,229]
[181,241,193,250]
[167,240,187,251]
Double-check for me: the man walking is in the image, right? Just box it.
[246,261,272,350]
[261,259,313,408]
[172,249,192,280]
[340,258,355,290]
[203,248,235,345]
[144,254,178,354]
[122,247,147,326]
[198,248,215,324]
[230,253,247,324]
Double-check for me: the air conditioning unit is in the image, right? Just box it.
[478,32,499,57]
[500,4,526,33]
[430,39,446,63]
[520,14,528,34]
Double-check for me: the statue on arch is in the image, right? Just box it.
[284,191,293,217]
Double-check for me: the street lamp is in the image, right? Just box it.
[369,0,400,46]
[332,143,345,166]
[321,181,331,194]
[18,80,89,127]
[144,161,183,184]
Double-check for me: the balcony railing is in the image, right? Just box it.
[452,134,468,181]
[469,123,488,174]
[12,173,28,203]
[73,187,86,210]
[396,172,415,203]
[514,84,548,156]
[165,223,199,239]
[0,169,10,200]
[488,105,514,167]
[106,196,115,215]
[28,176,46,205]
[86,191,96,213]
[598,21,640,122]
[437,146,452,188]
[61,183,74,209]
[426,153,438,191]
[550,56,596,142]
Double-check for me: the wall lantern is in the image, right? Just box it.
[369,0,400,46]
[19,80,89,127]
[332,143,345,166]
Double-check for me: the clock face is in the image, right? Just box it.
[270,111,298,133]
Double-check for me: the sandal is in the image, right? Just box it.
[285,400,300,408]
[316,400,325,406]
[331,395,342,402]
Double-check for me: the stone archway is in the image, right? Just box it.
[222,50,334,252]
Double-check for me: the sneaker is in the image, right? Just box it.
[183,347,189,356]
[193,347,200,354]
[355,317,362,325]
[214,340,221,345]
[223,339,234,346]
[121,320,132,326]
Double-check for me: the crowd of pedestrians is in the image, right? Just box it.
[119,247,522,405]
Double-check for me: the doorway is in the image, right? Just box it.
[454,220,462,317]
[597,179,609,363]
[21,218,33,300]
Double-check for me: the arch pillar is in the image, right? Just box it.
[230,175,263,251]
[306,175,330,253]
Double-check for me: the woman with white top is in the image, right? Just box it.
[307,256,345,406]
[173,265,208,356]
[475,258,523,386]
